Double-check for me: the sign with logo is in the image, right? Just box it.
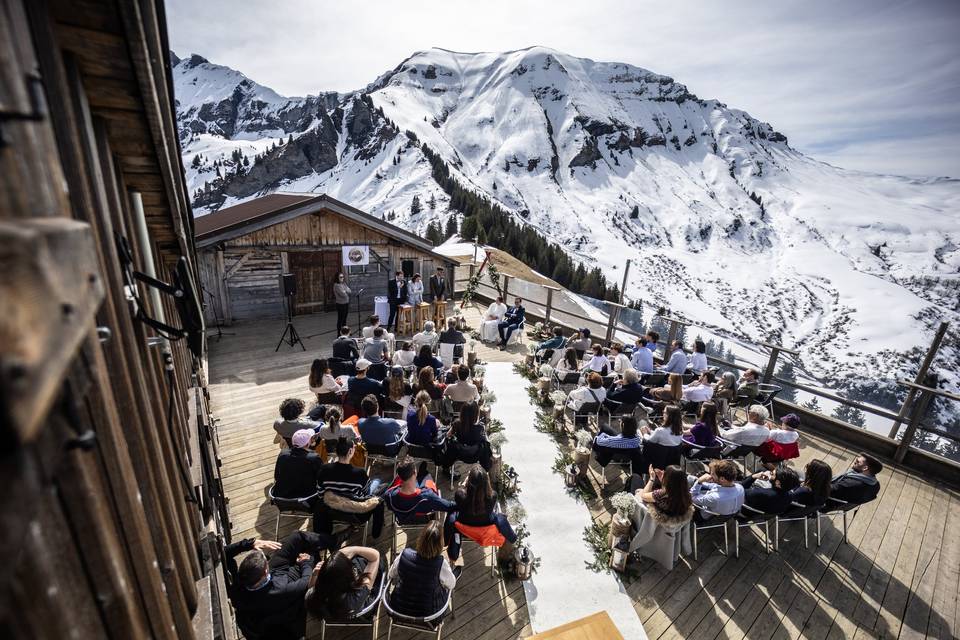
[342,245,369,266]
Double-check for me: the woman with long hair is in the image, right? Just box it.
[683,401,720,447]
[791,459,832,506]
[387,521,456,617]
[557,348,580,373]
[634,464,694,519]
[318,406,357,442]
[443,401,491,471]
[392,341,417,367]
[408,273,425,306]
[309,358,341,398]
[405,390,440,445]
[643,405,685,447]
[333,272,352,330]
[444,467,517,562]
[413,344,443,376]
[305,546,380,619]
[413,365,445,400]
[651,373,683,403]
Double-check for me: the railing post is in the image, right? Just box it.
[501,275,510,301]
[762,348,781,384]
[545,286,555,324]
[605,306,620,345]
[664,320,680,357]
[888,321,948,438]
[894,388,933,463]
[619,259,631,305]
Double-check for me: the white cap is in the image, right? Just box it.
[355,358,371,371]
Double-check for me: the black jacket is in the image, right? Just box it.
[273,448,322,500]
[605,382,646,406]
[503,305,525,325]
[830,472,880,504]
[429,274,446,301]
[739,477,793,515]
[388,278,408,305]
[332,336,359,361]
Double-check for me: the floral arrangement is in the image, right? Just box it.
[539,363,553,378]
[481,389,497,405]
[488,430,508,450]
[506,501,527,524]
[574,429,594,449]
[532,321,544,334]
[468,338,477,352]
[611,492,637,519]
[549,390,567,406]
[527,343,538,355]
[473,364,486,378]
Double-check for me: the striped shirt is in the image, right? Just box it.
[594,433,642,449]
[316,462,368,499]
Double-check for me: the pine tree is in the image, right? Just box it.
[243,156,249,167]
[476,226,487,244]
[803,397,822,412]
[444,215,457,238]
[191,154,201,168]
[288,134,293,144]
[460,216,478,241]
[775,361,797,402]
[630,205,639,219]
[832,404,867,428]
[410,195,422,215]
[428,194,437,210]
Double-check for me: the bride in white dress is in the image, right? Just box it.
[480,296,508,342]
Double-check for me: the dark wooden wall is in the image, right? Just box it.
[1,1,228,638]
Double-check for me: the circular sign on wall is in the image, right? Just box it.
[348,248,364,263]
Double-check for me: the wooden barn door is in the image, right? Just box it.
[289,251,335,315]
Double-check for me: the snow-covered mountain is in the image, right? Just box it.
[172,47,960,438]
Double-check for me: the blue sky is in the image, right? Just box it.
[167,0,960,177]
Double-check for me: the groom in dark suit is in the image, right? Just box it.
[387,270,408,332]
[429,266,447,302]
[497,297,526,348]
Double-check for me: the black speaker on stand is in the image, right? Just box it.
[275,273,305,351]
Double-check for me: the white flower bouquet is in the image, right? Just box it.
[549,390,567,406]
[574,429,594,449]
[488,431,508,450]
[539,364,554,378]
[611,492,638,519]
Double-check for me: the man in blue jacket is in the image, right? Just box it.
[383,459,456,524]
[497,297,526,349]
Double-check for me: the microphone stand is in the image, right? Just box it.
[355,288,365,336]
[202,285,234,342]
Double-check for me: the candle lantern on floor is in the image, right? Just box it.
[513,545,534,580]
[503,466,519,494]
[610,536,630,572]
[564,463,579,488]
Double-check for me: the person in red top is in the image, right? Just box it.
[383,459,456,525]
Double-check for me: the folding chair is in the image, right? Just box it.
[267,484,318,538]
[691,507,736,560]
[365,440,403,477]
[563,401,601,433]
[593,449,635,489]
[718,437,758,471]
[319,564,387,640]
[603,400,638,433]
[776,501,822,549]
[641,440,683,470]
[454,520,507,578]
[816,496,874,544]
[553,371,581,391]
[756,384,783,419]
[382,399,406,420]
[734,503,778,556]
[681,441,722,473]
[401,434,446,480]
[438,343,456,368]
[383,578,453,640]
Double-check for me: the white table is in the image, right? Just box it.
[374,296,389,321]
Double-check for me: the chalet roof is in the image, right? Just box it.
[194,193,458,264]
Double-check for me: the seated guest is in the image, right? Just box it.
[414,366,445,401]
[362,327,390,365]
[315,438,385,536]
[714,372,739,403]
[737,368,761,401]
[631,337,655,373]
[309,358,342,400]
[791,459,832,506]
[605,369,646,407]
[358,395,405,455]
[536,326,566,355]
[273,398,320,446]
[413,344,444,376]
[392,341,417,367]
[568,329,592,356]
[661,341,689,374]
[739,467,801,514]
[411,321,439,351]
[829,453,882,503]
[556,348,582,374]
[305,546,381,620]
[362,315,393,342]
[689,460,744,520]
[610,343,631,375]
[584,344,609,375]
[683,401,721,447]
[332,326,360,361]
[682,371,716,403]
[273,429,323,501]
[720,404,772,447]
[443,364,480,403]
[645,331,660,352]
[382,365,414,411]
[383,459,456,522]
[756,412,801,465]
[346,359,383,407]
[442,402,491,471]
[642,405,685,447]
[593,416,643,467]
[226,532,336,640]
[444,467,517,562]
[439,317,466,346]
[388,522,457,617]
[496,297,526,348]
[648,373,683,403]
[318,406,358,442]
[567,372,606,411]
[629,464,694,522]
[690,339,709,373]
[406,391,441,446]
[480,297,508,343]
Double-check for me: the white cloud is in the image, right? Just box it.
[165,0,960,177]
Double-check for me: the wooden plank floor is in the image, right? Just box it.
[207,303,959,639]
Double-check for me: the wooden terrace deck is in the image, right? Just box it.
[207,303,960,639]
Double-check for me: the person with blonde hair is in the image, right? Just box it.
[650,373,683,403]
[388,521,457,617]
[566,372,607,411]
[406,391,441,446]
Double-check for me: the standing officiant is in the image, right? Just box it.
[387,270,408,332]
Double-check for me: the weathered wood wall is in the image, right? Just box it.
[1,2,228,639]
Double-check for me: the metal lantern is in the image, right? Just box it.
[503,466,519,494]
[564,463,579,487]
[513,546,534,580]
[610,536,630,572]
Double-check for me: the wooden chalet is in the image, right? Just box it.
[1,1,228,639]
[194,194,460,323]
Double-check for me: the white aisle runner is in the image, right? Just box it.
[484,362,648,638]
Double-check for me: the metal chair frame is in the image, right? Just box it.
[564,401,602,433]
[267,484,318,539]
[593,449,635,489]
[755,384,783,418]
[734,503,777,556]
[691,507,735,560]
[364,440,403,478]
[390,510,442,548]
[681,441,723,474]
[717,437,759,471]
[816,496,869,545]
[383,579,453,640]
[775,501,823,549]
[401,435,446,480]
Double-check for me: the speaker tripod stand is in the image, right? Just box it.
[275,294,306,351]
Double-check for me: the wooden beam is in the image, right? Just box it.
[222,251,253,281]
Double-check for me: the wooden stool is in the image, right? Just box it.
[397,305,414,336]
[433,300,447,328]
[415,302,431,332]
